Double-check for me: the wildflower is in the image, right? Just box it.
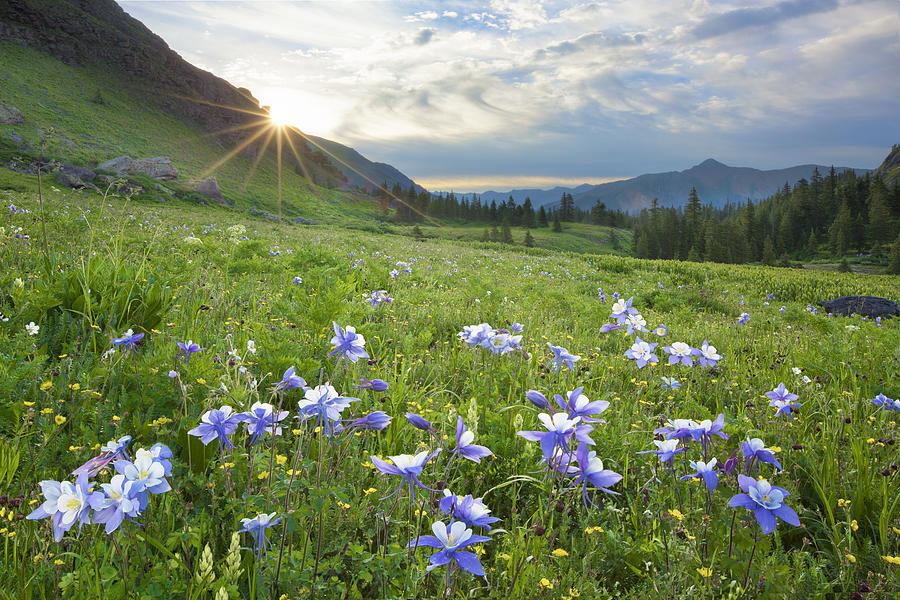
[439,490,501,530]
[570,444,622,506]
[554,387,609,423]
[653,324,667,337]
[367,290,393,307]
[871,393,899,412]
[292,276,302,285]
[518,412,591,458]
[187,406,247,452]
[94,474,141,533]
[405,412,434,432]
[551,548,568,557]
[766,383,801,420]
[407,520,491,576]
[26,322,39,336]
[115,449,172,509]
[662,342,695,367]
[741,438,782,474]
[599,322,622,333]
[883,556,900,566]
[273,366,307,392]
[737,313,750,325]
[547,343,580,373]
[696,341,722,367]
[697,567,712,578]
[168,370,177,378]
[370,450,441,499]
[342,411,392,432]
[624,337,658,368]
[297,384,358,437]
[610,297,638,323]
[637,439,685,469]
[660,377,681,390]
[680,458,720,493]
[526,390,552,411]
[243,402,289,446]
[111,329,144,353]
[352,378,388,394]
[239,512,282,560]
[668,508,684,521]
[54,415,66,426]
[175,340,204,364]
[728,475,800,534]
[451,417,492,463]
[247,340,257,354]
[624,313,648,335]
[27,473,105,541]
[329,322,369,364]
[147,443,174,476]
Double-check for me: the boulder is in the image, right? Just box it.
[55,171,96,190]
[48,162,95,181]
[97,155,178,180]
[816,295,899,319]
[0,103,24,125]
[293,216,318,225]
[193,176,227,205]
[247,207,280,221]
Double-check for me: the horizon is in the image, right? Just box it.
[118,0,899,192]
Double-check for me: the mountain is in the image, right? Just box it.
[571,159,869,213]
[0,0,419,196]
[305,135,422,194]
[453,184,596,207]
[873,145,900,187]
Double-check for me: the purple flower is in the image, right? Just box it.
[554,387,609,423]
[571,444,622,507]
[451,417,492,463]
[243,401,289,446]
[439,491,501,530]
[111,329,144,353]
[653,324,668,337]
[637,439,685,469]
[728,475,800,534]
[766,383,801,421]
[239,512,282,560]
[741,437,782,474]
[518,412,592,458]
[329,322,369,364]
[368,290,393,307]
[510,321,524,334]
[599,322,622,333]
[737,313,750,325]
[405,412,434,432]
[662,342,695,366]
[26,473,104,542]
[175,340,204,364]
[696,341,722,367]
[407,520,491,577]
[273,366,307,392]
[297,384,358,437]
[680,458,720,493]
[872,393,899,412]
[72,435,133,477]
[187,406,247,452]
[371,450,441,500]
[660,377,681,390]
[624,337,658,368]
[610,296,638,323]
[292,276,302,285]
[547,343,580,373]
[353,377,389,392]
[458,323,493,348]
[525,390,552,411]
[342,411,392,432]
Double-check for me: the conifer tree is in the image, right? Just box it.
[523,230,536,247]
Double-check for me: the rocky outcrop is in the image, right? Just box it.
[293,216,317,225]
[98,156,178,180]
[55,170,96,190]
[0,103,24,124]
[192,176,228,205]
[817,296,899,318]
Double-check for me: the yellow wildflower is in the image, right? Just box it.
[276,454,287,465]
[40,408,53,415]
[851,520,858,531]
[846,553,856,563]
[697,567,712,578]
[883,555,900,565]
[257,471,269,480]
[68,383,80,391]
[837,498,850,508]
[363,488,377,496]
[667,509,684,521]
[23,401,34,407]
[551,549,569,558]
[55,415,66,426]
[539,578,554,590]
[40,381,53,391]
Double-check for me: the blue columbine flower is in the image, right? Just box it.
[653,324,668,337]
[367,290,393,307]
[766,383,801,421]
[353,377,389,392]
[292,276,302,285]
[625,313,648,335]
[329,322,369,363]
[273,366,307,392]
[94,474,142,533]
[405,412,434,433]
[239,512,282,560]
[660,377,681,390]
[439,490,501,530]
[599,322,622,333]
[637,439,685,470]
[570,443,622,507]
[175,340,204,363]
[554,387,609,423]
[407,520,491,577]
[525,390,552,411]
[662,342,696,366]
[728,475,800,534]
[680,458,720,493]
[547,343,580,373]
[371,450,441,500]
[26,472,104,542]
[872,393,899,412]
[737,313,750,325]
[72,435,133,477]
[243,401,289,446]
[696,341,722,367]
[458,323,494,348]
[115,448,172,510]
[451,417,493,463]
[147,443,174,477]
[342,411,392,433]
[111,329,144,353]
[610,296,638,323]
[297,384,358,437]
[187,406,247,452]
[624,337,658,368]
[741,437,782,474]
[518,412,593,458]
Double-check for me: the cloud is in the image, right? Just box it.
[691,0,840,40]
[414,28,436,45]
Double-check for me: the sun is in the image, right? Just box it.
[268,104,293,127]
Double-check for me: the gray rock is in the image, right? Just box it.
[193,176,228,205]
[293,216,318,225]
[53,162,95,181]
[55,171,96,190]
[247,207,280,221]
[817,295,899,319]
[96,174,143,195]
[0,103,24,125]
[97,155,178,180]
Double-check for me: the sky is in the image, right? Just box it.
[117,0,900,193]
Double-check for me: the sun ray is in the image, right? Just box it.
[197,124,273,181]
[282,126,325,206]
[241,126,277,191]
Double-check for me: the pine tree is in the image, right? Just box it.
[761,237,776,266]
[490,224,500,242]
[523,230,536,247]
[552,213,562,232]
[888,234,900,274]
[537,205,548,227]
[481,228,491,242]
[500,218,514,244]
[522,197,536,228]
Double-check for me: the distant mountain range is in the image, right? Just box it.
[305,135,422,194]
[458,159,870,213]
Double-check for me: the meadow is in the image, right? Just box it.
[0,176,898,600]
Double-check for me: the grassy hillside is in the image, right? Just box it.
[0,179,898,598]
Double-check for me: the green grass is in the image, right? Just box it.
[0,177,898,599]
